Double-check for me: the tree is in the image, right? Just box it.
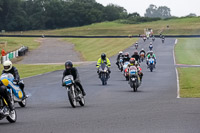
[157,6,171,18]
[145,4,171,18]
[187,13,197,17]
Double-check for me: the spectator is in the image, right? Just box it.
[1,49,6,56]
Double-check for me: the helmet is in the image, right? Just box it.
[101,53,106,60]
[65,61,73,70]
[119,51,123,54]
[134,50,138,55]
[3,60,12,71]
[150,42,152,45]
[141,48,144,51]
[149,51,153,56]
[135,42,138,44]
[124,52,129,57]
[130,58,135,64]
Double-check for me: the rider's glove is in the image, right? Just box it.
[62,82,65,86]
[13,79,18,84]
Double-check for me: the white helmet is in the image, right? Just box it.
[136,42,138,44]
[3,60,12,71]
[119,51,123,54]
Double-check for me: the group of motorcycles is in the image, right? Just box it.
[117,57,142,92]
[0,73,27,123]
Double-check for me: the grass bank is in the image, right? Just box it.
[175,38,200,65]
[0,64,64,78]
[6,17,200,36]
[63,38,138,61]
[178,67,200,98]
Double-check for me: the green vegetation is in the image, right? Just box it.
[0,37,40,52]
[175,38,200,65]
[178,67,200,98]
[0,64,64,78]
[7,17,200,36]
[63,38,137,61]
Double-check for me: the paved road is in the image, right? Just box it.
[18,38,81,64]
[1,38,200,133]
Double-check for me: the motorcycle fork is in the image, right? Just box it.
[71,85,76,99]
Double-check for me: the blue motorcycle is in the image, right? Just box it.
[1,73,27,107]
[148,58,155,72]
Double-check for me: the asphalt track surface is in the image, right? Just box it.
[18,38,81,64]
[1,38,200,133]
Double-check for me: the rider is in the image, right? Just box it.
[116,51,123,68]
[97,53,111,75]
[2,60,25,97]
[139,48,146,58]
[131,50,140,63]
[128,58,143,82]
[135,42,138,49]
[146,51,156,65]
[149,42,153,50]
[62,61,86,96]
[123,52,130,63]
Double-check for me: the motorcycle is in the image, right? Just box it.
[63,75,85,108]
[147,58,156,72]
[162,38,165,43]
[98,63,110,85]
[129,66,141,92]
[0,89,17,123]
[0,73,27,107]
[149,45,153,51]
[135,44,138,49]
[123,61,130,81]
[143,37,146,42]
[140,52,145,62]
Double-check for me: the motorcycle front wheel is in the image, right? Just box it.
[6,110,17,123]
[68,88,77,108]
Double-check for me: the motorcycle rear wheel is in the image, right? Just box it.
[19,98,26,107]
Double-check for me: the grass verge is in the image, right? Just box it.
[178,67,200,98]
[63,38,138,61]
[0,37,40,52]
[175,38,200,65]
[0,64,64,78]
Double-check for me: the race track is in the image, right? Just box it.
[1,38,200,133]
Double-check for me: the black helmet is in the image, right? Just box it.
[101,53,106,60]
[65,61,73,69]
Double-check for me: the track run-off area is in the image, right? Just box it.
[1,38,200,133]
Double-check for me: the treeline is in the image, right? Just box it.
[0,0,128,31]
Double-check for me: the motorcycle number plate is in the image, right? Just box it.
[65,79,72,86]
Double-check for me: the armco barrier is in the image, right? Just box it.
[1,46,28,64]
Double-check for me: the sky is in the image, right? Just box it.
[96,0,200,17]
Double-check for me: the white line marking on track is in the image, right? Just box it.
[173,39,180,98]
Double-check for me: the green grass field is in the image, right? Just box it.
[175,38,200,97]
[63,38,138,61]
[0,64,64,78]
[175,38,200,65]
[178,67,200,98]
[0,37,40,52]
[5,17,200,36]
